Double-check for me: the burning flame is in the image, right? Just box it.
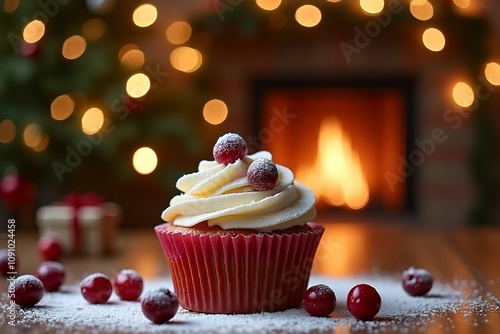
[296,117,369,209]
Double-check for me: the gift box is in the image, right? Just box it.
[36,193,122,256]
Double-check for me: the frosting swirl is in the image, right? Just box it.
[161,151,316,231]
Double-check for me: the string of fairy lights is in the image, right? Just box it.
[1,0,500,176]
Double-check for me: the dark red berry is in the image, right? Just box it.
[401,267,433,296]
[35,261,65,292]
[38,236,63,261]
[1,248,18,276]
[80,273,113,304]
[213,133,248,165]
[113,269,144,301]
[347,284,381,320]
[247,158,279,191]
[11,275,44,307]
[302,284,336,317]
[141,288,179,324]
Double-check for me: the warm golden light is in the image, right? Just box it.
[23,20,45,43]
[422,28,445,52]
[51,94,75,120]
[203,99,228,125]
[410,0,433,21]
[33,134,49,152]
[296,117,369,209]
[295,5,322,27]
[23,123,43,148]
[133,147,158,175]
[485,62,500,86]
[81,107,104,135]
[360,0,384,14]
[256,0,281,11]
[170,47,203,73]
[166,21,192,45]
[452,82,474,107]
[126,73,151,98]
[4,0,19,13]
[82,19,106,41]
[0,119,16,144]
[120,48,145,70]
[62,35,87,60]
[133,4,157,28]
[453,0,470,8]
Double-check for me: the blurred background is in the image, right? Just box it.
[1,0,499,231]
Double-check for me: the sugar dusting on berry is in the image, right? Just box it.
[1,274,497,333]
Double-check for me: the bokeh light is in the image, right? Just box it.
[453,0,470,9]
[126,73,151,98]
[133,4,157,28]
[33,134,49,152]
[81,107,104,135]
[410,0,433,21]
[23,123,43,148]
[360,0,384,14]
[256,0,281,11]
[51,94,75,120]
[295,5,322,28]
[4,0,19,13]
[203,99,228,125]
[23,20,45,43]
[170,47,203,73]
[0,119,16,144]
[62,35,87,60]
[452,82,474,108]
[132,147,158,175]
[82,18,106,41]
[422,28,445,52]
[119,44,145,70]
[166,21,192,45]
[485,62,500,86]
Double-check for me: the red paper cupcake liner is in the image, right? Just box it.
[155,222,324,314]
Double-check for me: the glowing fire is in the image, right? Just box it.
[296,117,369,209]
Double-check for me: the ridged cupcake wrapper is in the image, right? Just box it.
[155,222,324,314]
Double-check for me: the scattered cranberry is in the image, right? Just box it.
[80,273,113,304]
[347,284,382,320]
[35,261,65,292]
[11,275,45,307]
[247,158,279,191]
[302,284,336,317]
[141,288,179,324]
[213,133,248,165]
[401,266,433,296]
[113,269,144,301]
[1,248,18,276]
[38,236,63,261]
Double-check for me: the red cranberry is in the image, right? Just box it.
[1,248,18,276]
[347,284,382,320]
[11,275,45,307]
[38,236,63,261]
[35,261,65,292]
[141,288,179,324]
[401,266,433,296]
[302,284,336,317]
[80,273,113,304]
[213,133,248,165]
[247,158,279,191]
[113,269,144,301]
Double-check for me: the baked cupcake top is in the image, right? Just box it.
[161,133,316,231]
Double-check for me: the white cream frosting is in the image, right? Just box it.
[161,151,316,231]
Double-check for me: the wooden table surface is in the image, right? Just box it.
[1,217,499,333]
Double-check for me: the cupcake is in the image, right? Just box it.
[155,133,324,314]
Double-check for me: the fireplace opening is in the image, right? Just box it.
[253,78,415,213]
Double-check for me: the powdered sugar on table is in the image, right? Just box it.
[1,275,498,334]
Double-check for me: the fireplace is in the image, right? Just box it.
[254,78,416,213]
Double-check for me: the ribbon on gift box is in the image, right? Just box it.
[62,192,103,253]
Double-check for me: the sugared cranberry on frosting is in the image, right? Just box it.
[247,158,279,191]
[213,133,247,165]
